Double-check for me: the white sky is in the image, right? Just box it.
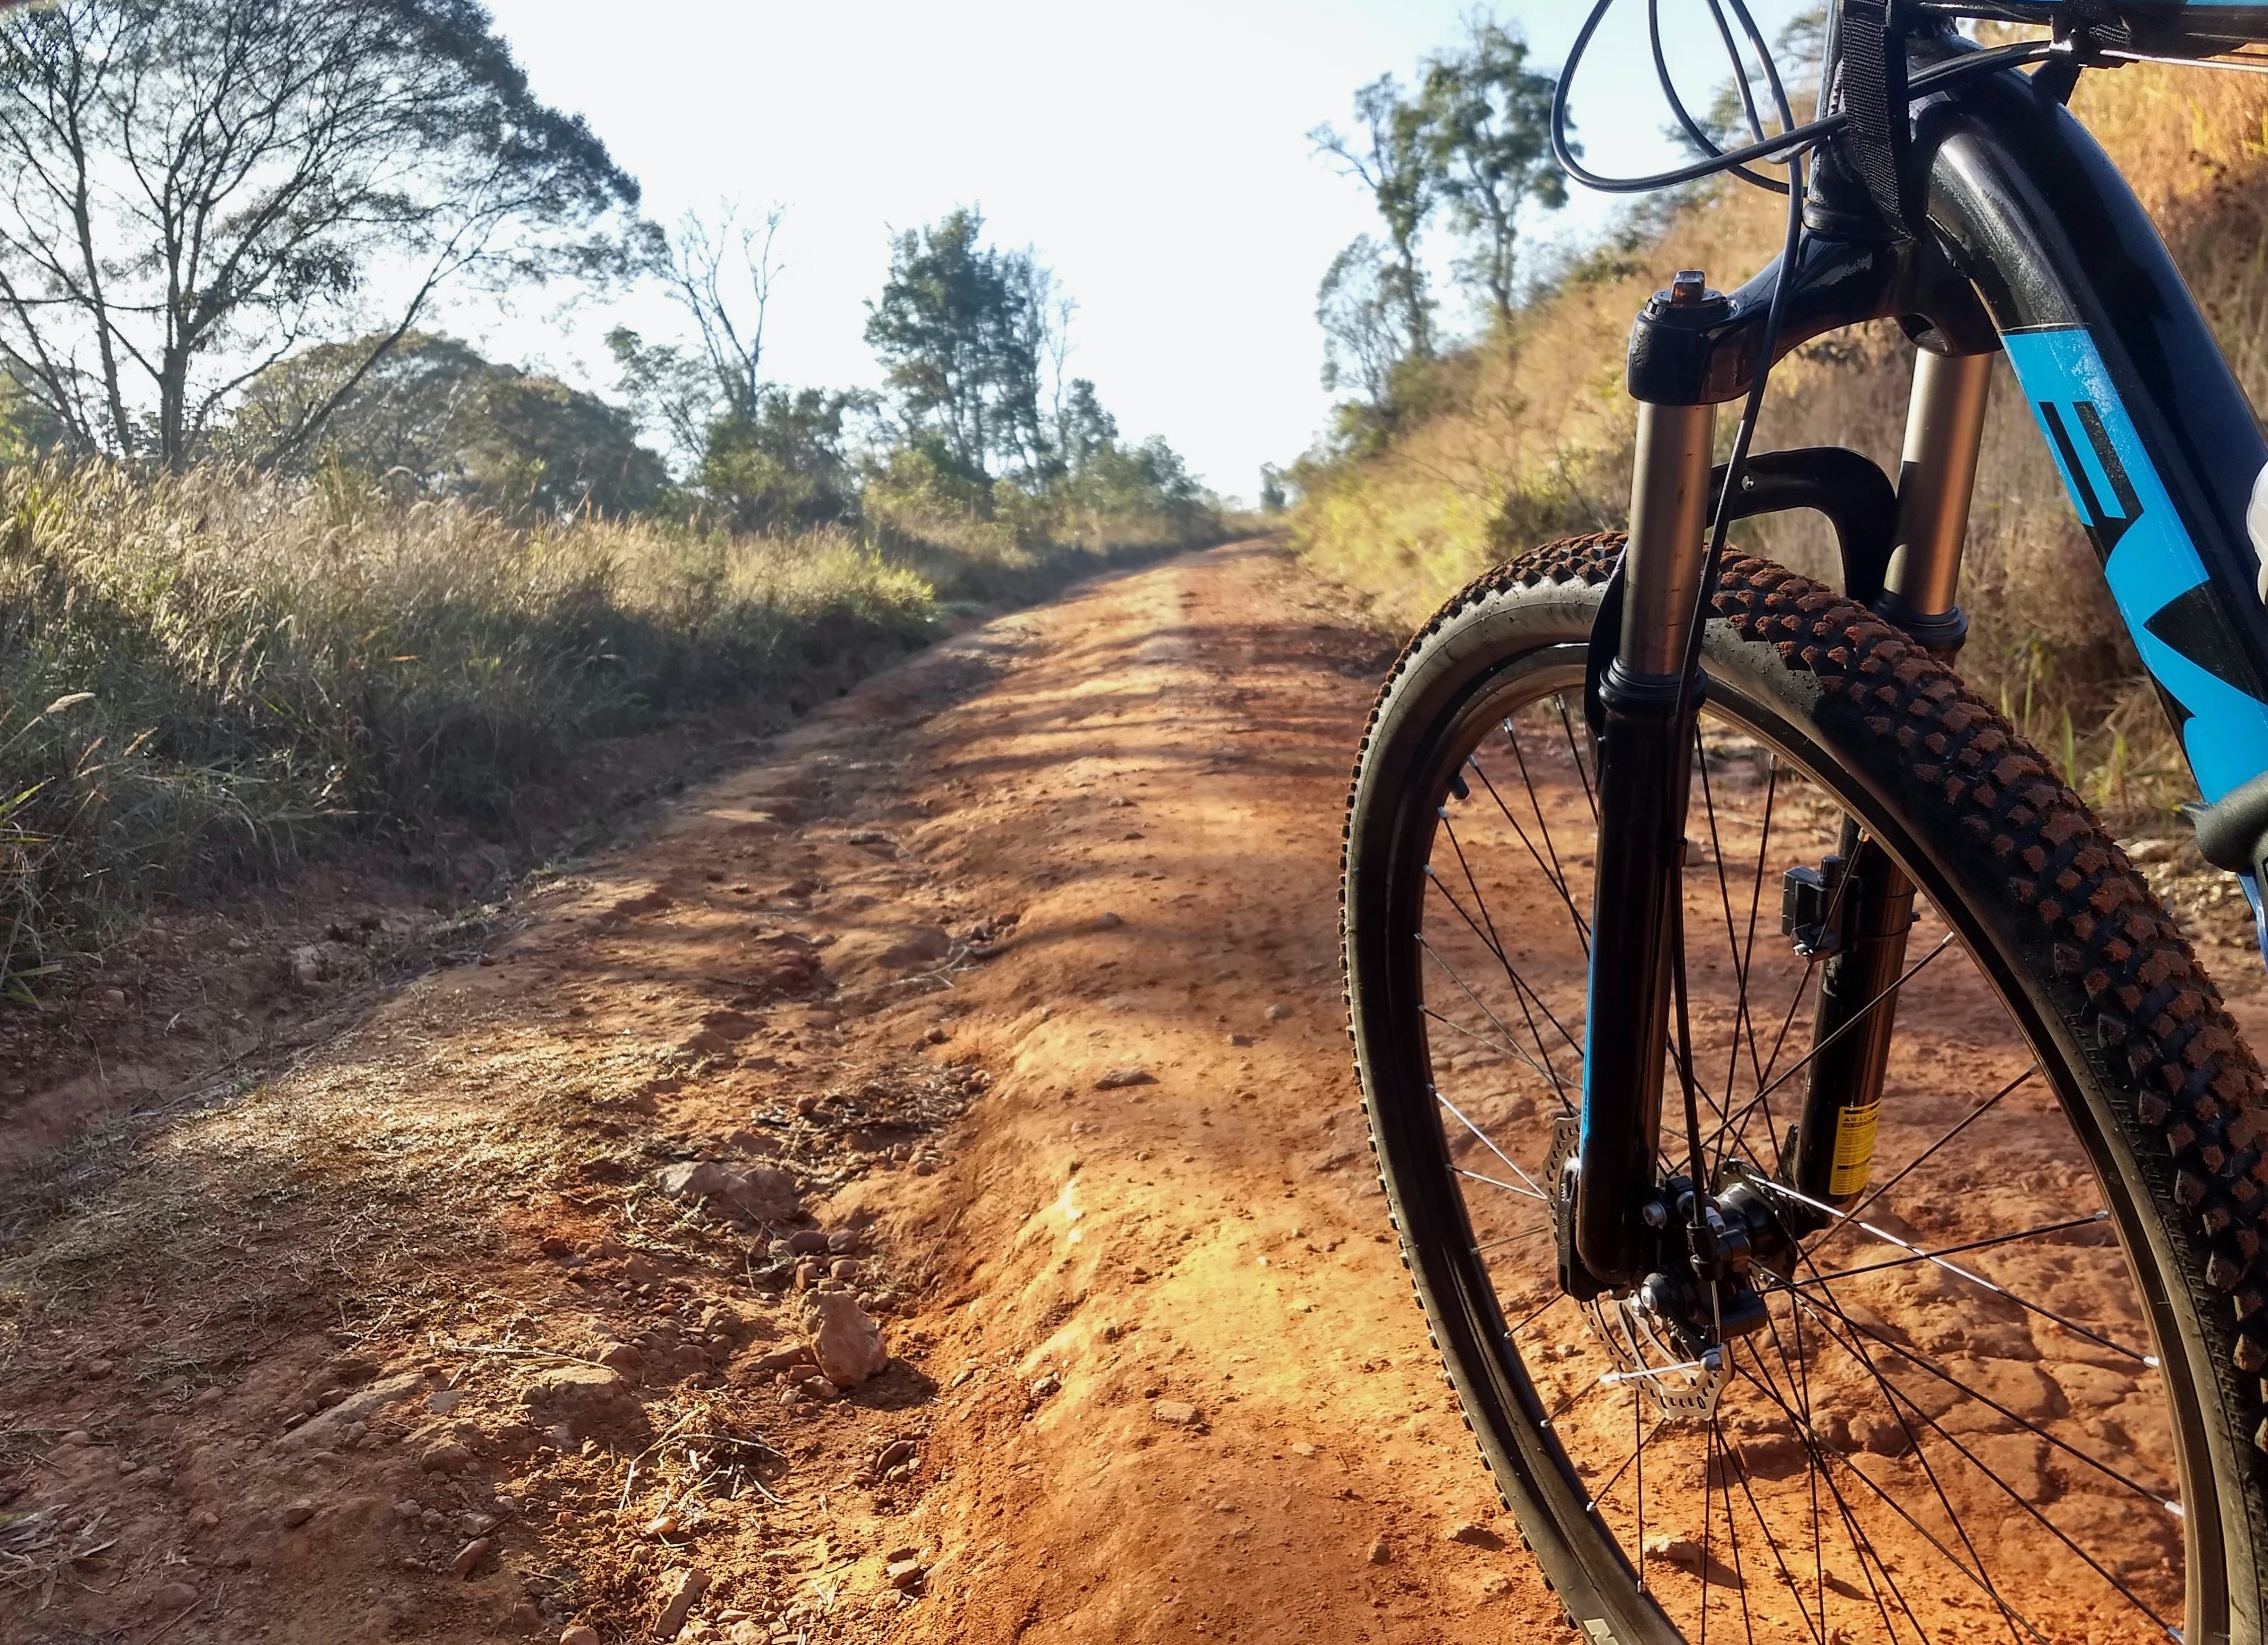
[467,0,1811,504]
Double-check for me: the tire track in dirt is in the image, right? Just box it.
[0,542,1560,1643]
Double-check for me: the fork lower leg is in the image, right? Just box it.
[1577,398,1715,1287]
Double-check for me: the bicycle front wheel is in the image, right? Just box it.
[1342,535,2268,1645]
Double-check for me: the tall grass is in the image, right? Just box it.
[1291,56,2268,831]
[0,458,1218,992]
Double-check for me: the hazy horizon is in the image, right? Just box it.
[460,0,1814,504]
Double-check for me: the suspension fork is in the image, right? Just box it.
[1573,341,1991,1282]
[1785,346,1990,1206]
[1576,393,1716,1288]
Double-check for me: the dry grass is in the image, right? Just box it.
[1293,56,2268,832]
[0,459,1219,993]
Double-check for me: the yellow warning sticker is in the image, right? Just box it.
[1827,1097,1882,1198]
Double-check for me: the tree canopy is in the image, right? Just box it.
[863,208,1055,482]
[1313,13,1569,407]
[228,331,667,519]
[0,0,641,467]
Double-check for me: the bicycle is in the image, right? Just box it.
[1340,4,2268,1642]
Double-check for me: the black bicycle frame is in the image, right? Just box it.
[1575,26,2268,1286]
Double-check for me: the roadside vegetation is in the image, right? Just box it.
[0,1,1224,997]
[1287,16,2268,840]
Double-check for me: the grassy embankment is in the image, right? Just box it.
[0,461,1225,994]
[1292,58,2268,831]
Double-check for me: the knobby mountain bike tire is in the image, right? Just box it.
[1341,534,2268,1645]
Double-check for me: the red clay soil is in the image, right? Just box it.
[2,540,2261,1645]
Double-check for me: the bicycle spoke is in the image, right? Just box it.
[1791,1294,2178,1635]
[1711,931,1958,1160]
[1768,1179,2157,1369]
[1454,1165,1550,1204]
[1434,1085,1549,1200]
[1421,870,1585,1066]
[1729,1349,2046,1645]
[1468,750,1592,950]
[1552,695,1598,823]
[1788,1279,2176,1507]
[1403,684,2199,1643]
[1429,824,1577,1099]
[1788,1210,2109,1289]
[1821,1063,2042,1246]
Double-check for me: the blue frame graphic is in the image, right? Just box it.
[2002,326,2268,807]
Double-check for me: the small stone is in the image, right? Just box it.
[597,1342,644,1378]
[59,1429,90,1446]
[289,944,328,993]
[148,1581,199,1612]
[189,1509,220,1531]
[1366,1536,1393,1566]
[829,1258,862,1281]
[419,1439,472,1472]
[1095,912,1123,929]
[1226,1033,1253,1047]
[653,1160,799,1222]
[786,1229,830,1255]
[795,1260,824,1291]
[560,1629,600,1645]
[874,1439,917,1473]
[807,1378,841,1400]
[1852,1414,1912,1457]
[803,1290,887,1389]
[425,1388,465,1414]
[826,1229,858,1255]
[1095,1066,1155,1090]
[886,1556,926,1592]
[1151,1399,1200,1427]
[1290,1442,1317,1458]
[87,1359,113,1377]
[1445,1521,1502,1549]
[1264,1002,1290,1021]
[1644,1533,1703,1570]
[1030,1373,1061,1399]
[280,1498,316,1528]
[520,1364,637,1441]
[391,1499,421,1521]
[450,1536,491,1578]
[658,1566,710,1638]
[461,1513,498,1536]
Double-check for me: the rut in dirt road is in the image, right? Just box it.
[0,542,1561,1645]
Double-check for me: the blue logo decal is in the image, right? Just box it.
[2001,327,2268,805]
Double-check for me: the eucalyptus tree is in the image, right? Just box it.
[1418,17,1566,327]
[0,0,641,467]
[1311,76,1438,362]
[863,208,1055,481]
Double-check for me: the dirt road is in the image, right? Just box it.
[0,542,1578,1644]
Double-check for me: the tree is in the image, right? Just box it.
[864,208,1056,480]
[610,202,786,457]
[1418,16,1567,327]
[698,386,866,533]
[227,331,667,518]
[1055,377,1116,475]
[1316,237,1405,406]
[1312,76,1437,360]
[1259,465,1288,514]
[0,0,640,468]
